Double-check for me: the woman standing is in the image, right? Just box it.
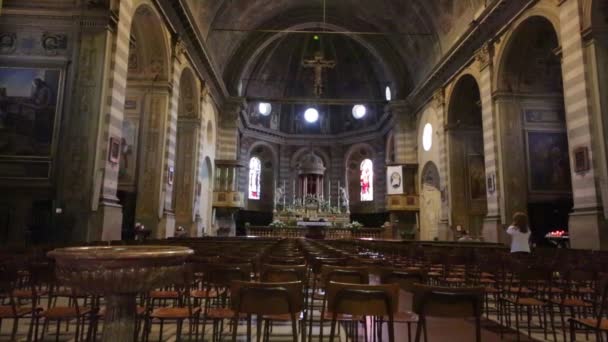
[506,212,532,254]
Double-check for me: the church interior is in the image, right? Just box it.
[1,0,608,341]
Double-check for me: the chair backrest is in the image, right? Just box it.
[380,268,426,292]
[321,265,369,286]
[260,264,307,283]
[412,283,484,318]
[326,282,399,316]
[231,281,304,315]
[206,263,252,287]
[265,256,306,266]
[596,275,608,325]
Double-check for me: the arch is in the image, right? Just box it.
[421,161,440,191]
[494,13,561,92]
[127,1,171,82]
[492,12,573,242]
[446,73,487,237]
[344,143,376,210]
[247,141,279,173]
[177,67,200,119]
[446,73,482,126]
[226,22,404,96]
[246,142,277,211]
[290,146,331,171]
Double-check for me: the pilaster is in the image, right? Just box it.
[559,0,608,249]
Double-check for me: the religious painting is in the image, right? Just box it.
[467,155,486,200]
[386,165,403,195]
[119,118,138,184]
[108,137,120,164]
[574,146,590,174]
[360,159,373,201]
[0,67,62,156]
[527,131,571,192]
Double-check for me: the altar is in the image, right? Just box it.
[272,148,351,227]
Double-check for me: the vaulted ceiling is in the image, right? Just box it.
[185,0,488,99]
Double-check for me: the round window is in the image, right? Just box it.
[304,108,319,123]
[352,105,366,119]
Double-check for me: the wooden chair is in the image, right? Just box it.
[316,265,369,342]
[411,283,484,342]
[202,263,253,341]
[230,281,304,342]
[326,282,400,342]
[143,267,201,342]
[0,262,35,341]
[260,264,309,340]
[569,275,608,342]
[379,268,425,342]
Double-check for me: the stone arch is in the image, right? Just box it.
[421,161,440,191]
[246,142,278,212]
[117,0,173,238]
[494,11,561,92]
[446,74,487,237]
[290,146,331,170]
[494,14,573,243]
[173,67,201,234]
[177,67,200,120]
[344,143,376,212]
[127,1,171,82]
[420,161,442,241]
[226,22,404,97]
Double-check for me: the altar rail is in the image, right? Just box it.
[245,226,385,240]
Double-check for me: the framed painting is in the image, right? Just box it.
[108,137,120,164]
[574,146,589,174]
[526,131,571,192]
[386,165,403,195]
[0,67,62,156]
[467,154,486,200]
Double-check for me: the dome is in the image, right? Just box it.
[298,151,326,175]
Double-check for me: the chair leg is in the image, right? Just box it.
[475,316,481,342]
[414,316,424,342]
[11,317,19,341]
[159,319,164,342]
[569,319,576,342]
[231,315,239,342]
[256,315,262,342]
[291,314,298,342]
[329,318,338,342]
[247,314,252,342]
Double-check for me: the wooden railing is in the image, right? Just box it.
[245,226,385,240]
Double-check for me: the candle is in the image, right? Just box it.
[328,179,331,207]
[292,179,296,205]
[283,180,286,207]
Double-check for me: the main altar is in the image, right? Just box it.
[272,149,350,227]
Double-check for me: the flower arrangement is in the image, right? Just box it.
[269,220,287,229]
[346,221,364,230]
[546,230,568,238]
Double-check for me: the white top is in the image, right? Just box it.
[506,225,531,253]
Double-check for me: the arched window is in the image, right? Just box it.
[248,157,261,200]
[360,159,374,201]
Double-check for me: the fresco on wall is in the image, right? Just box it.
[119,118,139,185]
[0,67,60,156]
[468,155,487,200]
[527,131,571,192]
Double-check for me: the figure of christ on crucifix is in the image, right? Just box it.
[302,51,336,97]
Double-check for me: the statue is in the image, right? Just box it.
[275,186,285,207]
[338,186,349,212]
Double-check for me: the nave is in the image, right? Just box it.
[1,238,607,341]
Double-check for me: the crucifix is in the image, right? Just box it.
[302,51,335,97]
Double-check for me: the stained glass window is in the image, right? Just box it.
[248,157,261,200]
[360,159,373,201]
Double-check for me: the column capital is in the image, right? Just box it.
[476,42,495,70]
[432,88,445,111]
[220,96,247,123]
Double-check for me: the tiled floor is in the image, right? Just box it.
[0,292,599,341]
